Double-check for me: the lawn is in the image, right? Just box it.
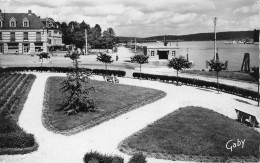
[120,106,260,162]
[43,77,166,134]
[0,73,37,155]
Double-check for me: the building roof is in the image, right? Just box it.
[41,17,61,30]
[146,46,180,49]
[0,11,45,29]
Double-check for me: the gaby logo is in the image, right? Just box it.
[226,139,245,152]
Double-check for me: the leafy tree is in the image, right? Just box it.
[131,54,149,80]
[73,31,85,51]
[60,51,96,115]
[94,24,102,38]
[96,52,113,76]
[168,56,192,85]
[208,59,225,93]
[102,28,116,52]
[38,52,50,72]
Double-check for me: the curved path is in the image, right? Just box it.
[0,73,259,163]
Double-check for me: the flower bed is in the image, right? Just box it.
[0,73,37,155]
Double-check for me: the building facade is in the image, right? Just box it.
[41,18,63,51]
[0,10,47,54]
[144,46,180,61]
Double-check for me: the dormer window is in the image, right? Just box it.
[23,17,29,27]
[10,17,16,27]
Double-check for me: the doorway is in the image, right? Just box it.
[158,50,169,60]
[0,44,3,54]
[23,44,30,54]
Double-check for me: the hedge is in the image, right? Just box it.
[83,151,124,163]
[128,153,147,163]
[1,67,126,77]
[133,72,259,101]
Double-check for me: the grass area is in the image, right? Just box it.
[0,73,37,154]
[120,106,260,162]
[183,70,257,82]
[43,77,165,133]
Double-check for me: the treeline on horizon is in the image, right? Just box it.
[118,30,259,42]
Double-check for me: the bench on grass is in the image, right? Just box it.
[235,109,259,127]
[103,76,119,83]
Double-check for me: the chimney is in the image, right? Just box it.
[28,10,32,14]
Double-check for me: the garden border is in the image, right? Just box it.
[0,142,39,155]
[42,76,167,136]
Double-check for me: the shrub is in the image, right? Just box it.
[132,72,259,101]
[0,117,21,133]
[128,153,147,163]
[0,131,35,148]
[2,67,126,77]
[83,151,124,163]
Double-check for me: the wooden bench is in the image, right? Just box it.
[235,109,259,127]
[103,76,119,83]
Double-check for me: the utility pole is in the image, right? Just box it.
[135,37,137,53]
[187,48,189,61]
[85,29,87,55]
[213,17,217,61]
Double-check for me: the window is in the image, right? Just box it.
[0,32,2,40]
[172,51,176,57]
[10,17,16,27]
[23,21,28,27]
[151,51,155,56]
[36,32,41,41]
[0,21,2,27]
[23,17,29,27]
[23,32,28,40]
[11,32,15,41]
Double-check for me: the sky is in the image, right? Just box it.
[1,0,259,37]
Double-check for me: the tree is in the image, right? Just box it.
[168,56,192,85]
[73,31,85,52]
[131,54,149,80]
[38,52,50,72]
[60,51,96,115]
[96,52,113,76]
[208,59,225,93]
[102,28,116,52]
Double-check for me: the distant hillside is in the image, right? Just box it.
[117,30,258,42]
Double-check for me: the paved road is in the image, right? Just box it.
[0,72,259,163]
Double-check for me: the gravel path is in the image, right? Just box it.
[0,72,259,163]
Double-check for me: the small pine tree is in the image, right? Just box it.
[96,52,113,76]
[167,56,192,85]
[131,54,149,80]
[60,51,96,115]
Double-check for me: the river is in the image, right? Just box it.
[139,41,259,71]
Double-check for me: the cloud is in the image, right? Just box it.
[1,0,258,37]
